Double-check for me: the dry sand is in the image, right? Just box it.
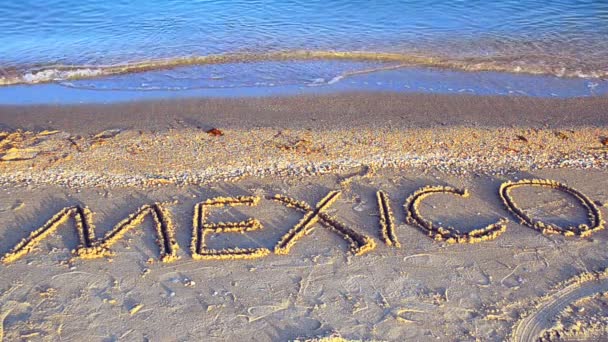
[1,93,608,341]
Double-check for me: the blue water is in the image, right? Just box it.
[2,66,605,105]
[1,0,607,101]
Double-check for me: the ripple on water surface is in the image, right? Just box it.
[0,0,607,101]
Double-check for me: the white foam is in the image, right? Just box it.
[21,68,104,84]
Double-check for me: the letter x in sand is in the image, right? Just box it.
[271,190,375,256]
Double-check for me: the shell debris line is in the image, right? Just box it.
[191,196,270,260]
[271,191,375,256]
[404,185,508,244]
[500,179,605,237]
[0,127,607,188]
[376,190,400,247]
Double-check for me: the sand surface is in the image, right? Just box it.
[1,93,608,341]
[2,93,608,134]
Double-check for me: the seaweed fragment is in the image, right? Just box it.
[404,185,508,244]
[499,179,605,237]
[206,128,224,136]
[271,190,376,256]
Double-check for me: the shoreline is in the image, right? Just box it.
[2,92,608,134]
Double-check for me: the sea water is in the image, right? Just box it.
[1,0,607,103]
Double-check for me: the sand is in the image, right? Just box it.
[2,93,608,134]
[1,92,608,341]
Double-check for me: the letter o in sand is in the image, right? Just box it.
[499,179,605,237]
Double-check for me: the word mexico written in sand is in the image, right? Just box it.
[1,179,605,265]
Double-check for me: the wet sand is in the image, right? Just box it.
[1,93,608,341]
[2,92,608,134]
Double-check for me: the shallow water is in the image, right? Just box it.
[1,0,607,97]
[2,66,606,105]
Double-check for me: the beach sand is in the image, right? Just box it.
[1,93,608,341]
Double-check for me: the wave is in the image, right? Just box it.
[1,50,607,86]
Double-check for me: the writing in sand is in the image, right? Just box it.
[2,178,604,265]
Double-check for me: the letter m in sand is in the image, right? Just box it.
[2,203,179,264]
